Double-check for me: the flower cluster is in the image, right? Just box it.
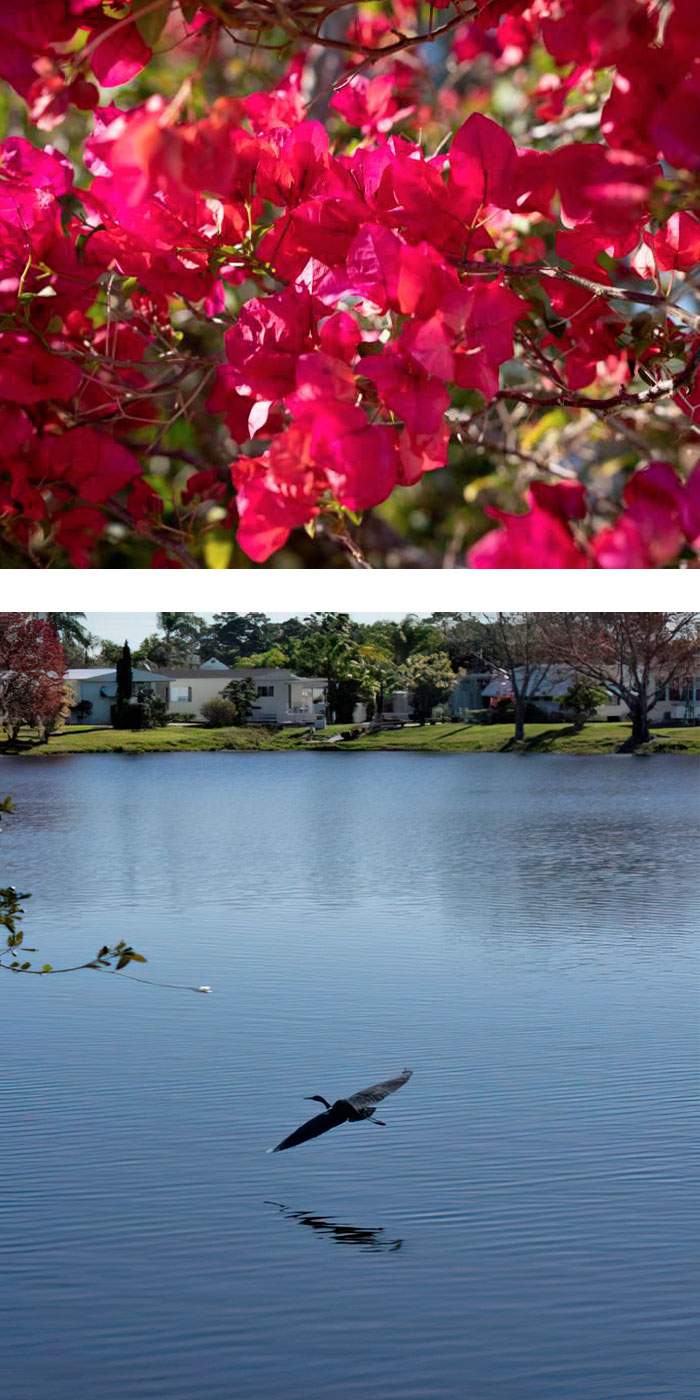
[0,1,699,566]
[470,464,700,568]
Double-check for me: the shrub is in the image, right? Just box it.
[200,698,239,728]
[111,701,149,731]
[145,695,169,727]
[465,709,493,725]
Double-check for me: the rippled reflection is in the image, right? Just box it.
[267,1202,403,1253]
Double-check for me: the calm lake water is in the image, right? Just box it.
[1,753,698,1400]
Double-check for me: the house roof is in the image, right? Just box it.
[66,667,169,682]
[164,666,241,679]
[66,668,115,680]
[482,665,576,699]
[234,669,327,686]
[163,666,327,686]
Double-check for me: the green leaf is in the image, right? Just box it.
[41,964,53,974]
[203,531,233,570]
[134,0,170,47]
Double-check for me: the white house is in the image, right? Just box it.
[481,665,579,717]
[64,661,327,726]
[352,690,412,724]
[597,678,699,724]
[480,666,700,723]
[163,660,328,725]
[65,668,169,724]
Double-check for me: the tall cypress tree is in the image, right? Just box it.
[116,642,133,706]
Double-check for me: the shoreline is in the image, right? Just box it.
[2,722,700,758]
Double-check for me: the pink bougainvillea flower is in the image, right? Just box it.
[0,335,82,404]
[308,405,399,514]
[1,0,700,568]
[37,428,142,504]
[651,68,700,173]
[449,112,519,220]
[330,74,414,136]
[224,287,319,402]
[232,427,321,563]
[84,18,152,89]
[651,212,700,272]
[53,506,108,569]
[680,462,700,548]
[318,312,361,364]
[592,462,693,567]
[553,143,659,248]
[362,346,449,439]
[469,481,591,568]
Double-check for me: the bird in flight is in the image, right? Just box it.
[268,1068,413,1153]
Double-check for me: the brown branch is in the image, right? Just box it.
[495,342,700,416]
[105,499,202,569]
[461,259,700,330]
[322,517,373,569]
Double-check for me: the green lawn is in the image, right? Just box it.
[2,722,700,756]
[335,722,700,754]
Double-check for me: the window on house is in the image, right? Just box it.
[171,685,192,702]
[669,681,692,702]
[256,685,274,697]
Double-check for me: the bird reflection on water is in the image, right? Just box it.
[267,1202,403,1253]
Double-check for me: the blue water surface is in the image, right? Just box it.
[1,753,698,1400]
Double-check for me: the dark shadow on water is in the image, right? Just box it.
[266,1202,403,1253]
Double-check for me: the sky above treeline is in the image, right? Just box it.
[82,614,426,647]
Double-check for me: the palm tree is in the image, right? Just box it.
[49,614,95,664]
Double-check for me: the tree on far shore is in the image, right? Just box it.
[404,653,455,724]
[222,678,257,725]
[0,615,68,746]
[483,614,554,742]
[541,614,700,746]
[563,679,609,732]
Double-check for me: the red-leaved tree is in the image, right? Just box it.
[0,613,68,741]
[1,1,700,567]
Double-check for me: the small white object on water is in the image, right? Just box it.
[195,985,213,994]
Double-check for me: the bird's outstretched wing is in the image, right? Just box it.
[345,1068,413,1113]
[269,1105,343,1153]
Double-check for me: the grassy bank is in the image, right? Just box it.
[2,722,700,756]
